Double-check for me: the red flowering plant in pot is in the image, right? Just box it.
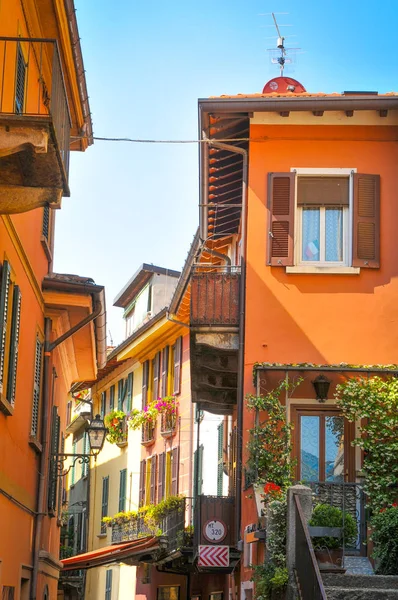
[104,410,127,444]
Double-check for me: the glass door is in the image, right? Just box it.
[292,407,353,483]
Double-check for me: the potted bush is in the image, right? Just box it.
[370,504,398,574]
[309,504,357,571]
[104,410,127,445]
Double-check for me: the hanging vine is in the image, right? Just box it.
[335,376,398,512]
[246,376,302,489]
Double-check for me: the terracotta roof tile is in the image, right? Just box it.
[211,91,398,99]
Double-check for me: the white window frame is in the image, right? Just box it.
[289,168,359,274]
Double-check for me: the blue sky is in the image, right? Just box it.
[53,0,398,345]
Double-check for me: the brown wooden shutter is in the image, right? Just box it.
[139,459,146,507]
[353,174,380,268]
[267,172,295,266]
[171,447,179,496]
[161,346,169,397]
[142,360,149,409]
[152,352,160,401]
[173,337,182,395]
[157,452,165,502]
[229,426,237,497]
[0,261,11,393]
[6,285,21,405]
[150,455,157,504]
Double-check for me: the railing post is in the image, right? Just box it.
[287,485,312,597]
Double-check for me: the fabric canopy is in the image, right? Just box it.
[61,536,158,571]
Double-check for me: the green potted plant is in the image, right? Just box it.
[309,503,357,571]
[370,504,398,574]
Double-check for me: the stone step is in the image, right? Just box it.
[323,574,398,590]
[324,587,398,600]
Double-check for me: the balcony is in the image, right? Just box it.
[160,411,177,438]
[190,269,240,327]
[141,421,155,446]
[0,37,71,213]
[65,401,91,435]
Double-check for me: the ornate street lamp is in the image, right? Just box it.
[312,375,331,403]
[53,414,107,475]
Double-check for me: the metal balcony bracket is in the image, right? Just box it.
[52,453,95,476]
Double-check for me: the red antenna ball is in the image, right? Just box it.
[262,77,306,94]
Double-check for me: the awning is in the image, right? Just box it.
[61,537,158,571]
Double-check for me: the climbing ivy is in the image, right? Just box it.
[335,376,398,513]
[246,377,302,489]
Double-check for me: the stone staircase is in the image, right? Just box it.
[322,573,398,599]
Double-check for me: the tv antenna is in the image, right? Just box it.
[266,12,301,76]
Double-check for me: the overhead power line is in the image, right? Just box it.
[71,135,263,144]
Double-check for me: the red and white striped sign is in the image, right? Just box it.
[198,545,229,568]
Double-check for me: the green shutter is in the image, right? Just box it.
[193,444,204,497]
[71,440,77,486]
[105,569,113,600]
[119,469,127,512]
[101,476,109,533]
[48,406,60,512]
[109,385,115,411]
[31,337,43,437]
[217,422,224,496]
[100,390,106,417]
[142,361,149,409]
[82,432,89,478]
[0,261,11,394]
[126,372,133,412]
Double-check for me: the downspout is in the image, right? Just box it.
[31,317,52,600]
[31,301,102,599]
[206,139,248,551]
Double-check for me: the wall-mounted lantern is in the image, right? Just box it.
[312,375,331,403]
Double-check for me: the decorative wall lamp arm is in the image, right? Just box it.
[53,414,107,475]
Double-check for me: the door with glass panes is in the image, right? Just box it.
[292,406,355,483]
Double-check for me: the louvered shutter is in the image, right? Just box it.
[71,440,77,486]
[126,372,133,412]
[58,435,65,516]
[82,433,89,478]
[173,337,182,395]
[161,346,169,397]
[194,444,204,496]
[48,406,60,512]
[229,426,237,497]
[101,476,109,533]
[105,569,113,600]
[42,205,50,241]
[139,460,146,506]
[0,261,11,394]
[150,455,157,504]
[171,447,179,496]
[6,285,21,405]
[117,379,124,410]
[119,469,127,512]
[109,385,115,411]
[353,174,380,268]
[152,352,160,401]
[267,172,295,266]
[31,337,43,437]
[142,360,149,408]
[157,452,165,502]
[100,391,106,417]
[217,422,224,496]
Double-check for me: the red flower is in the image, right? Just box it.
[264,482,281,495]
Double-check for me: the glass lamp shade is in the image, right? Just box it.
[312,375,331,402]
[88,414,107,452]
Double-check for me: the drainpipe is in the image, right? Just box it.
[206,138,248,552]
[31,301,103,599]
[31,317,52,600]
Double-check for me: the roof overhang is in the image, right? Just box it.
[114,264,180,309]
[42,275,107,381]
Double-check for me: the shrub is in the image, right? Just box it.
[251,563,288,600]
[104,410,126,444]
[309,504,357,550]
[371,506,398,575]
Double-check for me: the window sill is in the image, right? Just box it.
[29,436,43,454]
[97,532,107,539]
[0,393,14,416]
[286,266,360,275]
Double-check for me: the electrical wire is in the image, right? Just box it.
[71,135,259,144]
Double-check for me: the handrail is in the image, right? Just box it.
[294,494,327,600]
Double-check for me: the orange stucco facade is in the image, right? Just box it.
[239,112,398,587]
[0,1,98,598]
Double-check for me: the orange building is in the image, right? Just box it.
[0,2,104,599]
[166,77,398,598]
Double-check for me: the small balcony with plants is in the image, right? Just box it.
[0,37,71,213]
[129,396,178,445]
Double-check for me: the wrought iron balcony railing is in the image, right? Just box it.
[0,37,71,184]
[191,268,240,327]
[160,411,177,437]
[141,421,155,445]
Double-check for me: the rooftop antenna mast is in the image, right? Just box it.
[272,12,287,76]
